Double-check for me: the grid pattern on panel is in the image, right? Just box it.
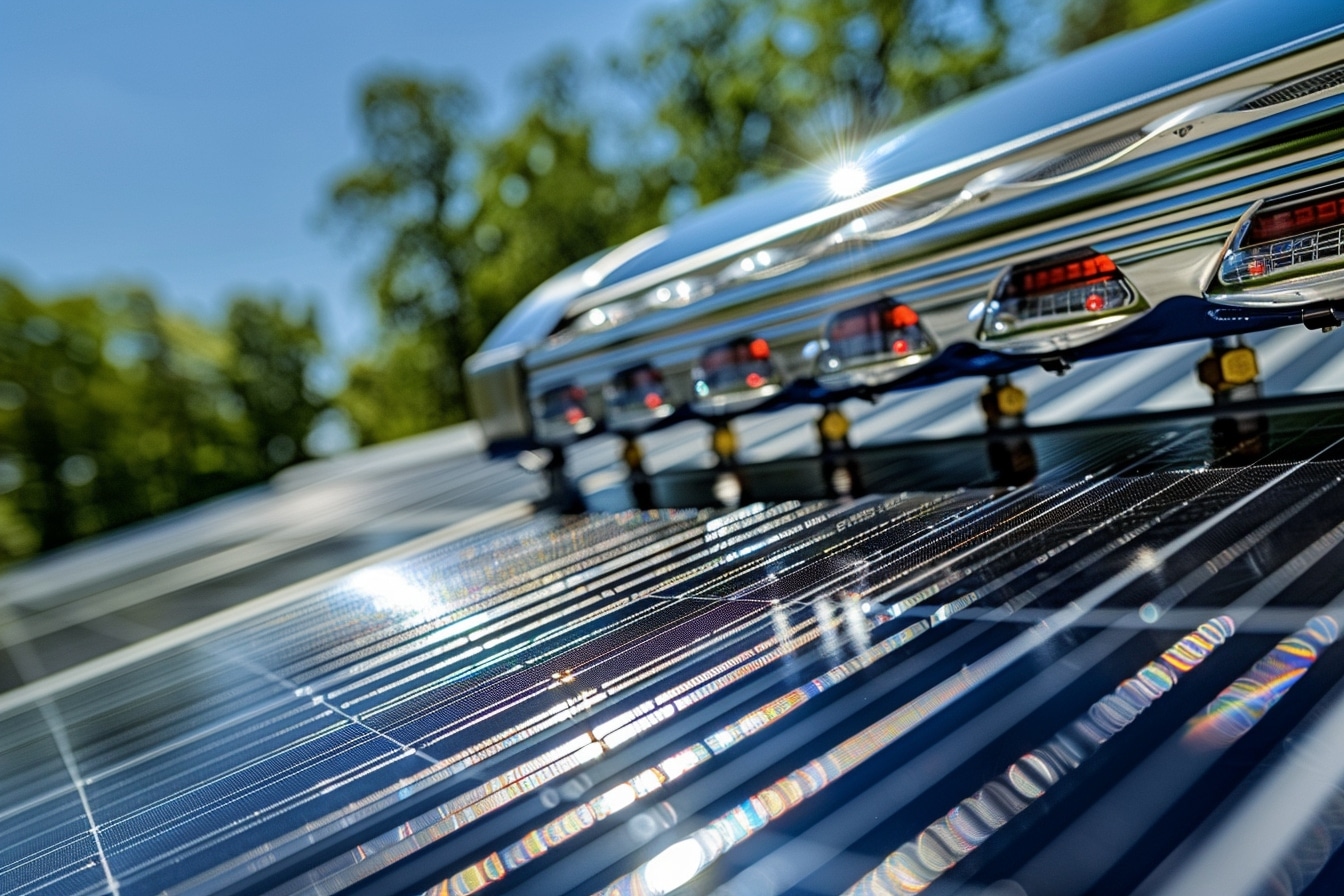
[7,412,1344,896]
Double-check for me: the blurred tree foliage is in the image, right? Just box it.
[0,279,326,562]
[330,0,1200,444]
[617,0,1017,209]
[1053,0,1203,54]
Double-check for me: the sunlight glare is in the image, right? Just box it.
[829,162,868,198]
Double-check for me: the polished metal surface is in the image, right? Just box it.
[464,0,1344,452]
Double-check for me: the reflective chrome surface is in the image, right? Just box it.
[1212,183,1344,306]
[604,365,675,434]
[814,300,934,391]
[689,337,782,416]
[466,0,1344,451]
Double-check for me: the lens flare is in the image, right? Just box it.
[829,163,868,198]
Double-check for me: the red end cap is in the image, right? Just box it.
[1015,252,1119,296]
[887,304,919,329]
[748,338,771,360]
[745,372,766,389]
[1249,195,1343,244]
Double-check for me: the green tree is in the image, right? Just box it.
[0,279,327,563]
[617,0,1019,209]
[465,52,664,334]
[329,75,481,439]
[339,334,453,444]
[224,296,327,468]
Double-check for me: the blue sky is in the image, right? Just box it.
[0,1,668,355]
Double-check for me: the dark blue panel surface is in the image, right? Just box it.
[6,402,1344,896]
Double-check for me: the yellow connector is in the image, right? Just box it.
[818,408,850,444]
[1198,345,1260,392]
[712,424,737,460]
[622,438,643,470]
[981,381,1028,423]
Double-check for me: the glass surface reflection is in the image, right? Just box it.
[845,617,1234,895]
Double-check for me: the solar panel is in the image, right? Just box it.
[6,401,1344,896]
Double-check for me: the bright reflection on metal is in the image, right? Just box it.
[592,600,1109,896]
[842,591,870,654]
[770,602,795,656]
[737,250,774,274]
[829,163,869,198]
[649,278,705,309]
[712,472,744,508]
[831,196,960,246]
[347,566,435,620]
[844,617,1234,895]
[1185,616,1339,749]
[427,599,967,896]
[656,279,696,304]
[644,839,706,894]
[815,596,842,659]
[580,226,669,287]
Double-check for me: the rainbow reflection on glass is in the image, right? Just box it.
[844,616,1235,895]
[1185,615,1339,749]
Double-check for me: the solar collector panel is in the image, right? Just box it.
[9,408,1344,896]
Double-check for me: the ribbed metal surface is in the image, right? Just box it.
[1230,63,1344,111]
[1018,131,1146,183]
